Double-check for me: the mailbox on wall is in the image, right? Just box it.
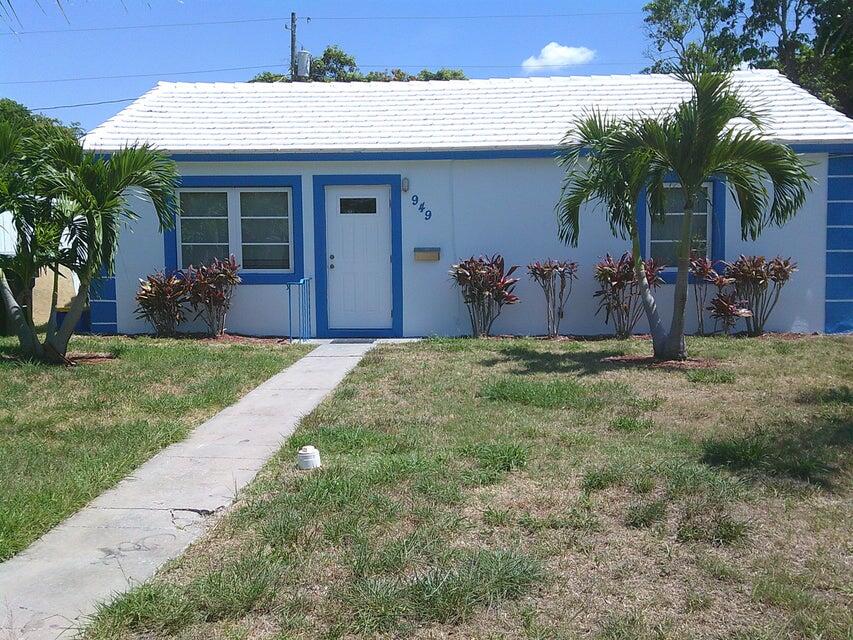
[413,247,441,262]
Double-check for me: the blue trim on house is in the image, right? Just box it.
[828,155,853,175]
[826,302,853,333]
[90,300,117,324]
[826,154,853,332]
[828,202,853,226]
[827,251,853,274]
[828,176,853,201]
[164,220,178,273]
[89,277,116,300]
[88,272,116,335]
[312,174,403,339]
[89,322,118,335]
[826,276,853,300]
[636,188,648,255]
[170,149,561,163]
[638,178,727,284]
[827,227,853,250]
[166,175,304,284]
[163,143,853,163]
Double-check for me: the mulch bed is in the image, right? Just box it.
[131,333,292,346]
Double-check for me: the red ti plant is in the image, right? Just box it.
[134,271,188,337]
[184,255,241,336]
[593,252,664,339]
[707,291,752,335]
[450,254,519,337]
[689,255,721,336]
[725,255,797,336]
[527,259,579,338]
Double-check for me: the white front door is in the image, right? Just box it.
[325,185,392,330]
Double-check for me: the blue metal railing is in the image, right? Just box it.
[285,277,313,342]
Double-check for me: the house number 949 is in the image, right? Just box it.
[410,195,432,220]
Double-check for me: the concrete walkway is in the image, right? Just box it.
[0,341,375,640]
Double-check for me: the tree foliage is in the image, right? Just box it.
[250,44,466,83]
[0,106,179,362]
[557,70,812,359]
[643,0,852,115]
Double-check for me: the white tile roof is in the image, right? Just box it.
[83,70,853,154]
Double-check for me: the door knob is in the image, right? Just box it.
[329,264,335,269]
[329,254,335,259]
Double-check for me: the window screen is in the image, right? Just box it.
[340,197,377,214]
[649,185,710,265]
[240,191,291,270]
[179,191,229,268]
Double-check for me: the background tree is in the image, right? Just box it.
[643,0,852,116]
[250,44,466,83]
[643,0,745,72]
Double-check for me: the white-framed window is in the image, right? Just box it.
[648,183,712,265]
[177,188,293,271]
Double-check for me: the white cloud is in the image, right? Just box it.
[522,42,596,72]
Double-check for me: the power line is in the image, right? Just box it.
[2,61,643,86]
[1,10,637,36]
[0,64,286,85]
[34,97,139,110]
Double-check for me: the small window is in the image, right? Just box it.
[240,191,291,270]
[340,197,377,214]
[179,191,229,268]
[649,185,711,265]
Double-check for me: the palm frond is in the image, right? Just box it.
[556,111,650,247]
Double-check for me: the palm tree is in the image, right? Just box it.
[558,70,813,360]
[557,112,667,354]
[0,124,178,362]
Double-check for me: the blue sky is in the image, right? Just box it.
[1,0,652,131]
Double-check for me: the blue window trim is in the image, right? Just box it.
[165,175,304,285]
[312,174,403,339]
[637,178,726,284]
[162,142,852,163]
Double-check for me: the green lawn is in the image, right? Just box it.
[87,335,852,639]
[0,335,312,560]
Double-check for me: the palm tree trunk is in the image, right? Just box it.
[45,263,61,342]
[661,193,695,360]
[0,268,42,358]
[45,274,88,363]
[631,232,667,356]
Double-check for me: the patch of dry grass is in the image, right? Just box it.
[87,335,853,639]
[0,334,311,560]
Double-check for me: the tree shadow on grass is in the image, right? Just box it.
[478,345,628,377]
[701,416,853,489]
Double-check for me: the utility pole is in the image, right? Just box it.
[290,12,297,81]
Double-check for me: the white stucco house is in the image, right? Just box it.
[81,70,853,337]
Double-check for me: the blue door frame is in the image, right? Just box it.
[312,174,403,338]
